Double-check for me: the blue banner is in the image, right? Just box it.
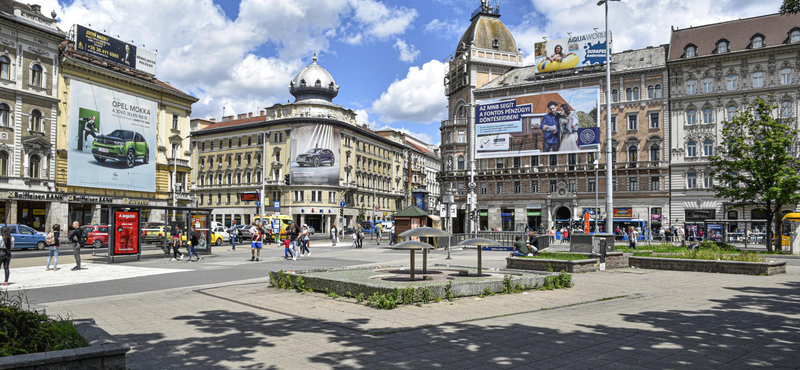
[578,127,600,146]
[475,101,533,124]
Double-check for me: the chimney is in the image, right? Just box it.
[260,110,265,116]
[248,112,253,118]
[210,118,216,122]
[237,113,247,119]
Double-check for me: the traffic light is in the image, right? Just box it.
[284,174,291,185]
[339,207,344,218]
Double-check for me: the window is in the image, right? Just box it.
[687,110,697,125]
[311,191,322,202]
[686,80,696,95]
[627,114,638,131]
[226,194,231,204]
[650,144,660,161]
[632,87,640,100]
[210,141,214,150]
[495,158,505,169]
[717,41,728,53]
[628,177,639,191]
[792,30,800,43]
[549,155,557,166]
[0,56,9,80]
[568,180,577,192]
[649,112,659,129]
[687,172,697,188]
[29,155,40,178]
[530,181,539,193]
[294,191,304,202]
[703,140,713,156]
[172,114,179,130]
[568,153,576,167]
[549,180,557,193]
[31,64,42,87]
[0,152,6,176]
[495,182,504,194]
[530,156,539,167]
[687,141,697,157]
[752,36,763,49]
[726,75,737,90]
[457,130,465,143]
[686,45,696,57]
[626,87,633,101]
[611,147,617,163]
[727,107,738,121]
[647,85,654,99]
[457,156,465,170]
[513,181,521,194]
[703,109,713,124]
[611,115,617,132]
[513,157,521,168]
[628,146,638,164]
[654,84,662,98]
[704,175,713,188]
[650,176,660,191]
[613,178,618,191]
[479,182,488,195]
[781,101,793,119]
[702,78,713,93]
[217,193,221,204]
[236,173,241,184]
[780,68,793,85]
[752,72,764,88]
[446,131,453,143]
[588,178,596,192]
[199,194,204,205]
[30,110,42,132]
[611,89,618,103]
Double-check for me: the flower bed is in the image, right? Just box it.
[628,256,785,275]
[508,252,627,272]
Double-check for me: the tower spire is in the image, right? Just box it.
[312,50,317,64]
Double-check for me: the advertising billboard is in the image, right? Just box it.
[533,31,609,74]
[74,25,157,75]
[474,87,600,159]
[113,210,139,255]
[67,80,157,192]
[290,124,340,186]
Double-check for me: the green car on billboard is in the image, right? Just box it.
[91,129,149,168]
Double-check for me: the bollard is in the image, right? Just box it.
[599,239,607,271]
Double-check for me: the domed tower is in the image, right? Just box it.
[289,52,340,106]
[440,0,523,233]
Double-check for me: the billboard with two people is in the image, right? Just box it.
[475,87,600,159]
[534,31,609,73]
[290,124,340,185]
[67,80,157,192]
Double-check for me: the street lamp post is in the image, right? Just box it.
[594,158,599,233]
[261,131,268,219]
[598,0,619,235]
[444,188,455,260]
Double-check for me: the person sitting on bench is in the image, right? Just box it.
[512,235,535,257]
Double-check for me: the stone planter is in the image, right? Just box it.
[506,252,627,273]
[629,256,786,275]
[0,319,129,370]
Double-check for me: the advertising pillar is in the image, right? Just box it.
[111,209,140,261]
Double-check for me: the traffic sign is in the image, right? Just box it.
[256,201,261,207]
[274,201,280,210]
[340,201,346,207]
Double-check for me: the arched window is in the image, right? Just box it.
[0,103,9,127]
[625,87,632,101]
[632,87,639,100]
[650,144,660,162]
[751,35,764,48]
[752,72,764,88]
[29,155,40,178]
[687,141,697,157]
[780,68,793,85]
[792,30,800,43]
[30,64,43,87]
[685,45,696,57]
[686,80,696,95]
[0,151,7,176]
[654,84,662,98]
[0,56,10,80]
[611,89,618,103]
[647,85,654,99]
[703,109,713,124]
[717,41,728,53]
[628,145,638,164]
[687,172,697,188]
[30,109,42,132]
[703,140,713,156]
[687,110,697,125]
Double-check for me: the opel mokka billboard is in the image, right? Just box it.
[67,80,157,192]
[533,31,610,74]
[474,87,600,159]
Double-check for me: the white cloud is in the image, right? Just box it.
[393,39,420,62]
[377,126,435,146]
[354,109,376,128]
[371,59,447,124]
[513,0,782,62]
[423,18,463,38]
[348,0,418,41]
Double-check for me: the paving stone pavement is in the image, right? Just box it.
[36,263,800,370]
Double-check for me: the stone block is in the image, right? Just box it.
[628,257,786,275]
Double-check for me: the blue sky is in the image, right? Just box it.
[48,0,782,146]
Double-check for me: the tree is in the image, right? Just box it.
[709,98,800,251]
[781,0,800,14]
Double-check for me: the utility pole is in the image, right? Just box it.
[261,131,267,219]
[599,0,619,235]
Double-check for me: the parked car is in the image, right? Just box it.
[2,224,47,250]
[211,226,230,245]
[82,225,110,248]
[92,129,149,168]
[230,225,253,241]
[141,222,166,243]
[296,148,335,167]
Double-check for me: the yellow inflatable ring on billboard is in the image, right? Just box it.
[537,54,580,73]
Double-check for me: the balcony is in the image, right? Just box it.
[175,193,193,202]
[168,158,191,169]
[441,118,468,127]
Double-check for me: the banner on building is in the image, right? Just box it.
[113,210,139,255]
[66,80,157,192]
[614,208,633,218]
[74,25,157,75]
[533,31,610,74]
[474,87,600,159]
[289,124,340,186]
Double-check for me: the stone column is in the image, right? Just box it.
[300,214,305,227]
[6,200,16,224]
[792,221,800,256]
[91,204,101,224]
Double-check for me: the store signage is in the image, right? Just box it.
[613,208,633,218]
[651,214,662,222]
[33,209,46,216]
[500,212,515,217]
[7,191,64,201]
[122,198,149,205]
[526,211,541,216]
[240,192,259,202]
[67,195,114,203]
[479,211,489,217]
[113,210,139,255]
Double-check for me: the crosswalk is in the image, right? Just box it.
[1,263,185,291]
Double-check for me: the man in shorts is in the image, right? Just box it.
[250,221,262,261]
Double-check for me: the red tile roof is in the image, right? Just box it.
[199,114,268,131]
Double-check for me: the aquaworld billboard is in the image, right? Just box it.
[533,31,610,74]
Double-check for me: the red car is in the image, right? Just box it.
[82,225,110,249]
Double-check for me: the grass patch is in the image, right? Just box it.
[657,249,766,262]
[523,252,593,261]
[0,290,86,357]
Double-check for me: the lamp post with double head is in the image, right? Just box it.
[597,0,619,235]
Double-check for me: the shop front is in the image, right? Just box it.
[501,209,514,231]
[685,209,716,239]
[3,191,65,232]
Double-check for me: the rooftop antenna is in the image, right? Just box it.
[222,106,226,118]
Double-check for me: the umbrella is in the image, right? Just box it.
[390,241,434,280]
[458,238,502,276]
[399,227,450,238]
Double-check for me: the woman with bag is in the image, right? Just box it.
[0,226,13,285]
[300,225,311,257]
[46,224,61,271]
[171,225,184,261]
[187,226,202,262]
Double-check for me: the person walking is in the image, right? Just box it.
[629,227,639,250]
[250,221,262,262]
[46,224,61,271]
[351,228,358,248]
[187,226,202,262]
[287,222,300,260]
[0,226,13,285]
[228,220,237,251]
[68,221,86,270]
[357,226,364,249]
[389,223,396,245]
[330,225,338,247]
[375,223,382,245]
[170,225,184,261]
[549,227,556,244]
[300,225,311,257]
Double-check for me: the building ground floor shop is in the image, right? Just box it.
[209,206,385,232]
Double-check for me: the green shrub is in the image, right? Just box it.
[295,276,311,292]
[327,292,339,299]
[421,287,432,304]
[0,291,86,357]
[503,275,513,294]
[445,281,454,302]
[402,287,416,305]
[538,272,573,291]
[356,293,365,303]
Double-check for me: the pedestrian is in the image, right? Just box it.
[287,222,300,260]
[228,220,237,251]
[170,225,184,261]
[389,223,396,245]
[250,221,262,262]
[0,226,13,285]
[330,225,338,246]
[527,230,541,253]
[68,221,87,270]
[283,236,293,259]
[351,229,358,248]
[549,227,555,244]
[300,225,311,257]
[512,235,533,257]
[698,228,705,241]
[376,223,382,245]
[629,227,638,250]
[46,224,61,271]
[357,226,364,248]
[186,226,201,262]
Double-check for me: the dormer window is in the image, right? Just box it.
[300,79,306,87]
[315,79,321,87]
[751,35,764,49]
[685,45,697,58]
[329,82,334,89]
[717,40,728,53]
[791,29,800,43]
[492,38,499,48]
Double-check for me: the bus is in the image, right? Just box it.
[782,212,800,247]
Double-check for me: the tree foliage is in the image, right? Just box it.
[781,0,800,14]
[709,98,800,251]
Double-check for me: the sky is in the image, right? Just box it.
[44,0,783,146]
